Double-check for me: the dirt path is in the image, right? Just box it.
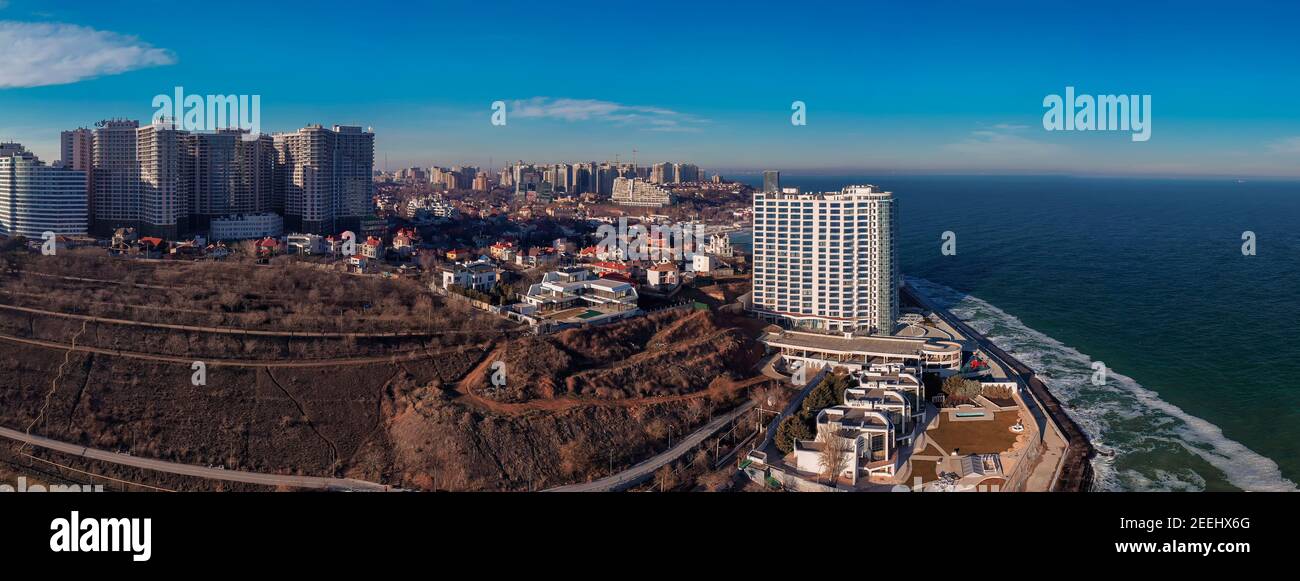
[0,300,513,339]
[0,330,482,368]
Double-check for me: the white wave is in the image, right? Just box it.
[907,276,1297,492]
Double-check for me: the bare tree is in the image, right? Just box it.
[818,429,853,486]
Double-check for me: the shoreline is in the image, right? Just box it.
[901,283,1095,492]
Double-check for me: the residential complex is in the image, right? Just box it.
[0,146,88,238]
[611,177,674,207]
[274,124,375,235]
[68,119,372,239]
[750,185,899,334]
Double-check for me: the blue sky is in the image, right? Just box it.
[2,0,1300,176]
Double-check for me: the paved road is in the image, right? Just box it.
[546,400,756,492]
[0,427,392,491]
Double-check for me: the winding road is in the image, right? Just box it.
[546,400,756,492]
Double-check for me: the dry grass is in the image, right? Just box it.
[925,411,1022,455]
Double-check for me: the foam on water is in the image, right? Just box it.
[907,276,1297,492]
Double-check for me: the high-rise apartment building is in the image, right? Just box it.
[0,146,88,238]
[763,170,781,193]
[750,184,899,334]
[673,162,699,184]
[274,124,375,234]
[136,123,189,238]
[187,129,276,231]
[90,119,141,235]
[650,162,672,184]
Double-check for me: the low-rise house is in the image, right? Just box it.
[646,262,680,290]
[691,253,734,276]
[446,248,472,262]
[440,260,499,292]
[515,247,558,268]
[348,254,369,272]
[205,242,231,259]
[489,241,517,262]
[324,235,344,256]
[136,237,166,259]
[255,236,279,259]
[362,236,385,259]
[391,228,418,258]
[287,233,324,255]
[521,267,639,314]
[111,227,138,248]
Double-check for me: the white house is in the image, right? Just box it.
[521,267,638,313]
[440,260,499,292]
[287,233,324,255]
[646,262,679,290]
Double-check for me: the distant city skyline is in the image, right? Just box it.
[4,0,1300,177]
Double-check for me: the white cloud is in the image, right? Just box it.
[508,97,705,132]
[0,21,175,88]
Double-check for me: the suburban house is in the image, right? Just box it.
[440,260,499,292]
[645,262,680,290]
[348,254,369,272]
[287,233,324,255]
[489,241,518,262]
[391,228,419,258]
[691,253,734,277]
[362,237,385,259]
[521,267,639,315]
[446,248,472,262]
[515,247,558,268]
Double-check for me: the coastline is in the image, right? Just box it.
[902,283,1095,492]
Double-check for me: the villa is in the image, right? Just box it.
[439,260,499,292]
[513,267,642,328]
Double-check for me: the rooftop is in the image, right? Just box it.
[760,328,961,357]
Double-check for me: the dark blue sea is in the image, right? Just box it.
[733,174,1300,491]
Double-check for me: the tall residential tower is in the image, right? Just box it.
[750,184,899,334]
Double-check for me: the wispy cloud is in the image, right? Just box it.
[509,97,706,132]
[0,21,175,88]
[1267,136,1300,155]
[943,125,1066,159]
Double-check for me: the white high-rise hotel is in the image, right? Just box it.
[750,185,899,334]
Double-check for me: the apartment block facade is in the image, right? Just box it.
[0,147,88,238]
[273,124,374,235]
[750,185,899,334]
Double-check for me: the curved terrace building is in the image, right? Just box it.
[751,184,899,334]
[0,147,88,239]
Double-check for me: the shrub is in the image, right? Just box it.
[775,415,814,455]
[941,375,982,403]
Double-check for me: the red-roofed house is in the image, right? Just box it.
[363,236,385,259]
